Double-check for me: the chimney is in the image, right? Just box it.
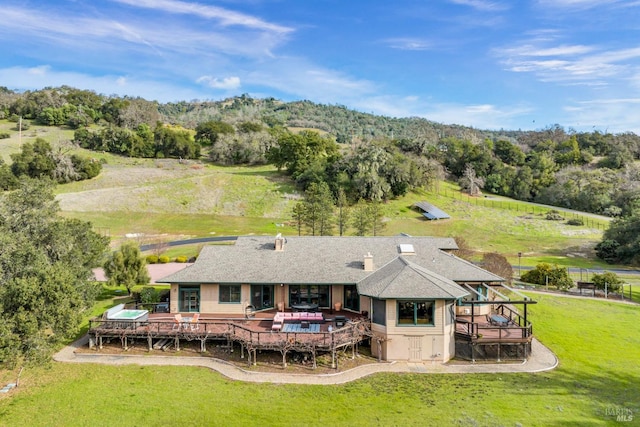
[364,252,374,271]
[275,233,285,251]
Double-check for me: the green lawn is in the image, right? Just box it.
[0,293,637,426]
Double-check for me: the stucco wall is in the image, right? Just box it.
[382,299,452,362]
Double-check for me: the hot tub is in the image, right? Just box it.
[105,304,148,328]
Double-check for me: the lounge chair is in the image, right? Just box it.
[190,313,200,331]
[172,313,183,330]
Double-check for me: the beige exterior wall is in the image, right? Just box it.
[332,284,343,310]
[443,302,455,361]
[170,283,178,313]
[381,299,453,362]
[360,296,372,315]
[170,283,248,315]
[370,322,388,360]
[456,304,491,316]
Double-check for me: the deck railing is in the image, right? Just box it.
[88,317,368,350]
[455,304,533,342]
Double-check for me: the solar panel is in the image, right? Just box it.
[414,201,450,220]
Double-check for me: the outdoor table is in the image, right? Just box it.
[290,303,319,312]
[181,317,193,330]
[489,314,509,326]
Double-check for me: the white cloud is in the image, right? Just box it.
[27,65,51,76]
[495,35,640,86]
[245,57,376,103]
[449,0,509,11]
[535,0,625,9]
[111,0,293,34]
[562,98,640,133]
[420,102,534,130]
[197,76,241,90]
[0,66,202,102]
[0,5,289,59]
[383,38,433,51]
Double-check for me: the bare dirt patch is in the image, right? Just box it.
[77,339,378,375]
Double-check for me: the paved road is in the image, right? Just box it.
[140,236,237,252]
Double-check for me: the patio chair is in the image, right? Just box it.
[172,313,183,330]
[190,313,200,331]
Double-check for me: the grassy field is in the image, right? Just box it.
[54,157,612,268]
[0,293,637,426]
[1,120,612,269]
[1,123,639,425]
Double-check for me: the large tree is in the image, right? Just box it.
[596,213,640,265]
[103,242,150,295]
[301,181,335,236]
[0,179,109,367]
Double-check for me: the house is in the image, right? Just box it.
[158,235,534,363]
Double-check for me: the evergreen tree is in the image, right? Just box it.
[103,242,151,295]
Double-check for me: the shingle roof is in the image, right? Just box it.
[158,236,503,292]
[357,257,469,299]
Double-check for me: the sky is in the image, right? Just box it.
[1,0,640,133]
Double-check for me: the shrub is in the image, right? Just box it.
[567,218,584,226]
[0,132,9,139]
[146,255,158,264]
[175,256,188,263]
[158,255,170,264]
[595,239,620,264]
[139,287,161,304]
[591,272,624,292]
[546,210,564,221]
[521,263,573,291]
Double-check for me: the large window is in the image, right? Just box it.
[397,301,435,326]
[372,298,386,325]
[344,285,359,311]
[289,285,330,308]
[251,285,274,310]
[179,286,200,312]
[219,285,241,303]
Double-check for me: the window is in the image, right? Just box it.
[344,285,359,311]
[251,285,274,310]
[397,301,434,326]
[372,298,386,325]
[288,285,330,308]
[179,286,200,312]
[219,285,241,303]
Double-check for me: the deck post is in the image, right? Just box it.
[147,335,153,351]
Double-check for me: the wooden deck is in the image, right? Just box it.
[454,304,533,344]
[88,309,369,367]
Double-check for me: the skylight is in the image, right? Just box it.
[399,244,415,255]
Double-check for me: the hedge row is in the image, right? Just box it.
[145,255,196,264]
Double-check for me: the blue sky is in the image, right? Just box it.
[1,0,640,133]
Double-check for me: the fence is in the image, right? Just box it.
[438,188,609,230]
